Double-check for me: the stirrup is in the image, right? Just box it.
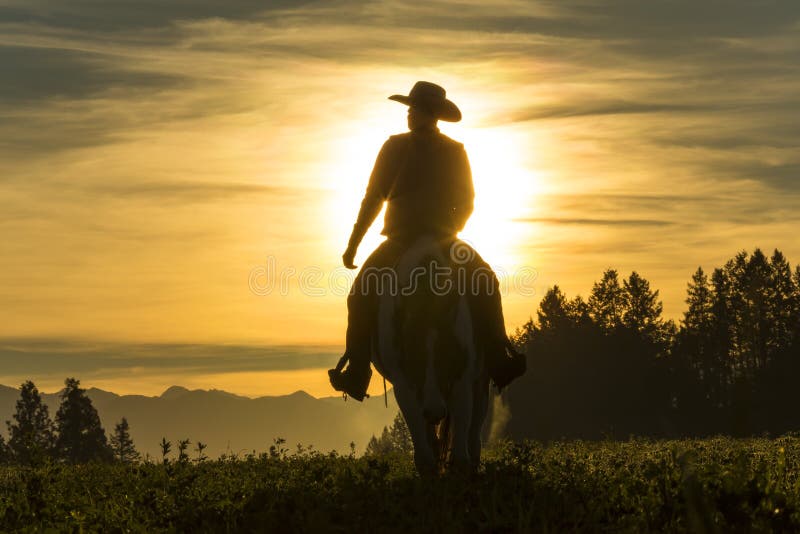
[328,367,370,402]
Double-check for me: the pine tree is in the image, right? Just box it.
[566,295,591,326]
[721,251,749,374]
[680,266,725,410]
[511,318,536,348]
[365,427,392,456]
[622,271,664,339]
[588,269,625,332]
[6,380,55,465]
[110,417,141,463]
[768,249,795,352]
[365,412,412,456]
[537,286,570,331]
[365,435,382,456]
[743,249,772,370]
[709,265,736,401]
[54,378,113,463]
[684,267,713,333]
[387,412,412,454]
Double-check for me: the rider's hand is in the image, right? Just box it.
[342,245,358,269]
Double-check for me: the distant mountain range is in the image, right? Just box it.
[0,384,397,459]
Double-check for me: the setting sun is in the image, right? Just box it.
[324,93,540,274]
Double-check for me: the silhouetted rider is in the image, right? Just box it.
[329,81,526,401]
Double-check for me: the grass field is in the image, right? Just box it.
[2,437,800,532]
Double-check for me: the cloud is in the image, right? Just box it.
[0,338,340,378]
[0,111,122,154]
[515,217,674,227]
[652,119,800,150]
[716,161,800,192]
[0,0,318,31]
[531,193,695,219]
[0,45,184,104]
[505,101,712,122]
[533,192,800,226]
[86,181,298,201]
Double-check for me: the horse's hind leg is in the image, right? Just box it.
[393,382,437,475]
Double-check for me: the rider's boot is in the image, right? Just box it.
[488,339,527,392]
[477,288,526,391]
[328,353,372,401]
[329,278,375,401]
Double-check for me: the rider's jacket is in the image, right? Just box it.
[348,127,474,249]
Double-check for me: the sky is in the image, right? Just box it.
[1,0,799,397]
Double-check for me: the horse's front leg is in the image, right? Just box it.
[448,370,475,470]
[393,380,437,475]
[468,372,491,471]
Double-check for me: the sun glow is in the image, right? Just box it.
[455,126,538,271]
[326,107,538,273]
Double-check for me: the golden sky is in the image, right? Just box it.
[1,0,799,396]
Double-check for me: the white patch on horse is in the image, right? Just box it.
[447,293,478,465]
[373,249,434,469]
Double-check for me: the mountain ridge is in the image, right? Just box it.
[0,383,397,459]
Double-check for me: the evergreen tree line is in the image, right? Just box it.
[0,378,140,465]
[507,248,800,440]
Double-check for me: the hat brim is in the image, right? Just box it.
[388,94,462,122]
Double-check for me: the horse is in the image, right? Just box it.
[369,235,491,474]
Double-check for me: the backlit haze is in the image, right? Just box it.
[1,0,799,397]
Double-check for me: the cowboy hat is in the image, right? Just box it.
[388,81,462,122]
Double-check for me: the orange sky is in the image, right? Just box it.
[1,0,799,397]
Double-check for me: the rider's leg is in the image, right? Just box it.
[463,249,526,391]
[328,287,373,401]
[329,238,406,401]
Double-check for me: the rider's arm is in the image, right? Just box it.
[451,145,475,232]
[347,139,396,250]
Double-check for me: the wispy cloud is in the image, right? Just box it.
[515,217,674,227]
[505,101,713,122]
[0,338,338,375]
[86,181,299,201]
